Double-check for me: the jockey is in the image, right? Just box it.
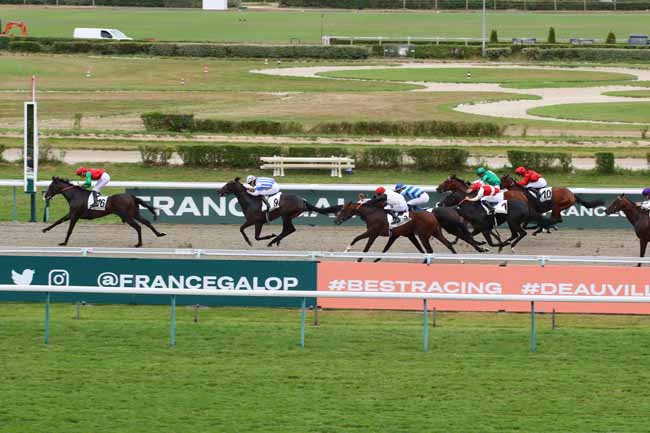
[475,167,500,187]
[244,175,279,216]
[637,188,650,211]
[368,186,408,220]
[465,181,504,213]
[394,183,429,210]
[515,166,547,198]
[75,167,110,207]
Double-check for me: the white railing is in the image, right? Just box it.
[0,179,639,194]
[2,283,649,352]
[260,156,355,177]
[0,246,648,265]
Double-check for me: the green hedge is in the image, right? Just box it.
[413,45,482,59]
[310,120,503,137]
[595,152,615,174]
[141,113,195,132]
[357,148,402,169]
[139,145,175,166]
[279,0,647,9]
[485,47,511,60]
[523,47,650,62]
[287,146,349,157]
[407,148,469,170]
[194,119,304,135]
[8,40,43,52]
[507,150,573,172]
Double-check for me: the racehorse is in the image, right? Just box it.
[334,200,456,262]
[436,175,528,204]
[218,178,340,247]
[440,190,549,251]
[605,195,650,265]
[500,174,604,225]
[42,176,166,247]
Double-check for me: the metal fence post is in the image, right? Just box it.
[44,292,50,345]
[170,295,176,347]
[12,186,17,222]
[423,299,429,352]
[530,301,536,353]
[300,298,306,348]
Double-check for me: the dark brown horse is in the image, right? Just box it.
[218,177,339,247]
[436,175,528,204]
[42,176,166,247]
[605,195,650,266]
[334,200,456,262]
[500,174,603,225]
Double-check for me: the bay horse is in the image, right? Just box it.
[605,195,650,266]
[334,200,456,262]
[500,174,604,225]
[218,177,340,247]
[42,176,166,247]
[436,175,528,204]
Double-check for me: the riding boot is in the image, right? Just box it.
[91,191,99,208]
[261,196,271,222]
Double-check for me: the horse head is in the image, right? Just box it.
[605,193,628,215]
[439,190,465,207]
[43,176,71,200]
[437,175,466,193]
[335,201,361,225]
[218,178,244,196]
[500,174,515,188]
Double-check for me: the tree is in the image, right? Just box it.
[606,31,616,44]
[490,29,498,44]
[547,27,556,44]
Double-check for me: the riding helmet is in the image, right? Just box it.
[246,175,256,184]
[75,167,86,176]
[476,167,486,176]
[515,166,526,175]
[643,187,650,196]
[375,186,386,195]
[394,183,404,191]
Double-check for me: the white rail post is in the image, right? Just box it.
[300,298,306,348]
[530,301,536,353]
[423,299,429,352]
[44,292,50,345]
[170,295,176,348]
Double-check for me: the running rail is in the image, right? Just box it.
[0,246,650,264]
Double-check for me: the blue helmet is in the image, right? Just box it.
[394,183,405,191]
[643,187,650,196]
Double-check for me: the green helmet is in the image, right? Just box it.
[476,167,486,176]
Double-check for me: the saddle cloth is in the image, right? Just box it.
[88,194,109,210]
[387,212,411,228]
[481,200,508,215]
[261,192,282,212]
[538,187,553,203]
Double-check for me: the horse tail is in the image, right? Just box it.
[134,196,159,220]
[303,200,342,214]
[575,195,604,209]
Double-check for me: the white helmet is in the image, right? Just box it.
[246,175,256,184]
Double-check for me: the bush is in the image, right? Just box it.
[175,145,222,167]
[407,148,469,170]
[547,27,556,44]
[0,37,9,50]
[357,148,402,169]
[606,31,616,44]
[193,119,304,135]
[507,150,573,172]
[139,145,175,166]
[310,120,502,137]
[175,144,282,168]
[485,47,511,60]
[414,45,481,59]
[288,146,349,157]
[8,40,42,52]
[490,29,498,44]
[0,144,5,162]
[524,47,650,62]
[595,152,615,174]
[149,43,178,57]
[141,113,194,132]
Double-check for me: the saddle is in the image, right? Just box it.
[87,194,108,210]
[260,192,282,212]
[386,211,411,228]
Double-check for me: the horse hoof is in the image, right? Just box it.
[134,244,142,248]
[42,229,48,233]
[58,242,67,246]
[499,261,508,267]
[157,233,167,237]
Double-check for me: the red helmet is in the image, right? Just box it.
[470,182,481,191]
[75,167,86,176]
[515,166,526,175]
[375,186,386,195]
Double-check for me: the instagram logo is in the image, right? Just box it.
[48,270,70,286]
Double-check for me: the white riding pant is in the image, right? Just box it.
[481,191,504,205]
[407,193,430,208]
[384,202,408,213]
[526,178,547,189]
[250,183,280,196]
[92,173,110,193]
[641,200,650,211]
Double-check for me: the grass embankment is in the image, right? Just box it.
[1,6,649,43]
[2,303,650,433]
[320,67,637,89]
[1,162,647,222]
[529,101,650,123]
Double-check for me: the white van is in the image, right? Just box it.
[73,28,133,41]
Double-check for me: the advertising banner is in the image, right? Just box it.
[317,262,650,314]
[127,188,637,229]
[0,256,316,307]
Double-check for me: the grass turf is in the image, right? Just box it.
[0,162,648,222]
[1,303,650,432]
[320,67,636,88]
[528,101,650,123]
[603,90,650,98]
[1,6,650,43]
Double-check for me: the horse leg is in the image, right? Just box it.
[431,227,456,254]
[59,216,80,246]
[508,221,528,252]
[344,231,370,253]
[123,217,143,247]
[357,234,379,263]
[373,235,399,263]
[134,214,166,238]
[239,221,254,246]
[268,217,296,247]
[639,239,648,267]
[407,234,425,253]
[43,213,70,233]
[254,222,275,241]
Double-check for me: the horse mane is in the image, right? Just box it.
[52,176,72,185]
[234,177,241,183]
[451,174,470,187]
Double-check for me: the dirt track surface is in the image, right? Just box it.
[0,223,641,258]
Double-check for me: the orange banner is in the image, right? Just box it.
[317,262,650,314]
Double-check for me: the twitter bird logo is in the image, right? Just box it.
[11,269,35,286]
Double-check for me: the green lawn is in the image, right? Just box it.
[320,67,637,88]
[604,90,650,98]
[2,303,650,432]
[1,6,649,43]
[528,101,650,123]
[1,162,648,222]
